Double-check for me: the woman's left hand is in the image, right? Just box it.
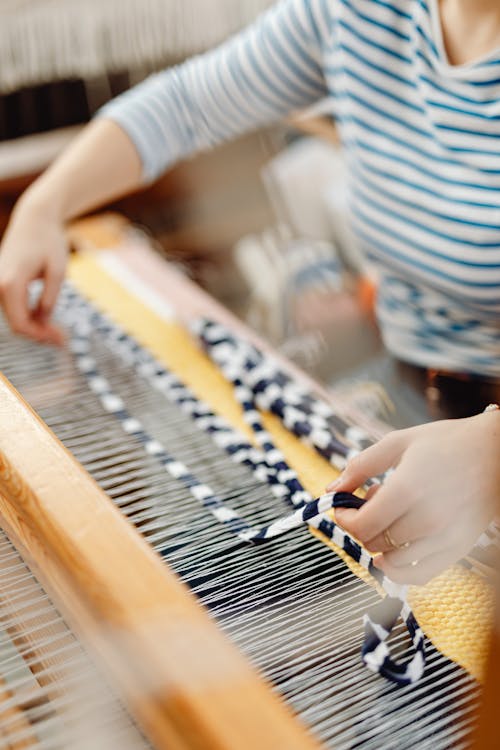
[327,409,500,585]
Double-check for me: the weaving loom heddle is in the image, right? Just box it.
[0,216,493,749]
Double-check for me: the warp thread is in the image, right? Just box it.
[59,285,427,685]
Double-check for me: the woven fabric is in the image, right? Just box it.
[61,286,426,684]
[67,249,495,683]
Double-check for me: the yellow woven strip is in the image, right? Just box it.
[408,566,493,683]
[68,251,493,682]
[67,253,341,494]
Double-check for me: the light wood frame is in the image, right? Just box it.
[0,373,320,750]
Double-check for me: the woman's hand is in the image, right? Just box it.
[0,194,68,344]
[328,410,500,585]
[0,119,143,345]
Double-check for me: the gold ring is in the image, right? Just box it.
[383,529,410,551]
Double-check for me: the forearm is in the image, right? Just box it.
[19,118,143,223]
[99,0,329,184]
[18,0,328,224]
[0,0,330,343]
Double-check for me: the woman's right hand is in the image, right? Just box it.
[0,194,68,345]
[0,120,145,345]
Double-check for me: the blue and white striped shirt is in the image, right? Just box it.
[101,0,500,377]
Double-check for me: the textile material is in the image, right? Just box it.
[68,248,494,684]
[0,0,273,93]
[62,289,425,684]
[102,0,500,377]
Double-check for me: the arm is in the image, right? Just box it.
[328,408,500,585]
[0,0,331,341]
[0,120,143,343]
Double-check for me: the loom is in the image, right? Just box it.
[0,215,493,749]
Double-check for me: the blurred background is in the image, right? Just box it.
[0,0,431,428]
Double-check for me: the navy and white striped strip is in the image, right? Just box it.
[59,286,426,685]
[60,287,312,511]
[193,319,372,470]
[195,318,500,562]
[68,318,254,537]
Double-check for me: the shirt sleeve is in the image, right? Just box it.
[98,0,332,183]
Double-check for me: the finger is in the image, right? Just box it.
[364,484,380,501]
[2,279,44,338]
[38,264,64,319]
[2,279,62,343]
[33,314,65,345]
[335,475,409,546]
[374,546,463,586]
[333,483,379,529]
[365,504,426,553]
[373,512,482,585]
[365,526,411,554]
[327,431,409,493]
[389,505,491,566]
[376,524,460,567]
[32,305,65,345]
[367,476,485,556]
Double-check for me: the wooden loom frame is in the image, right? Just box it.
[1,214,497,747]
[0,373,321,750]
[0,211,383,750]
